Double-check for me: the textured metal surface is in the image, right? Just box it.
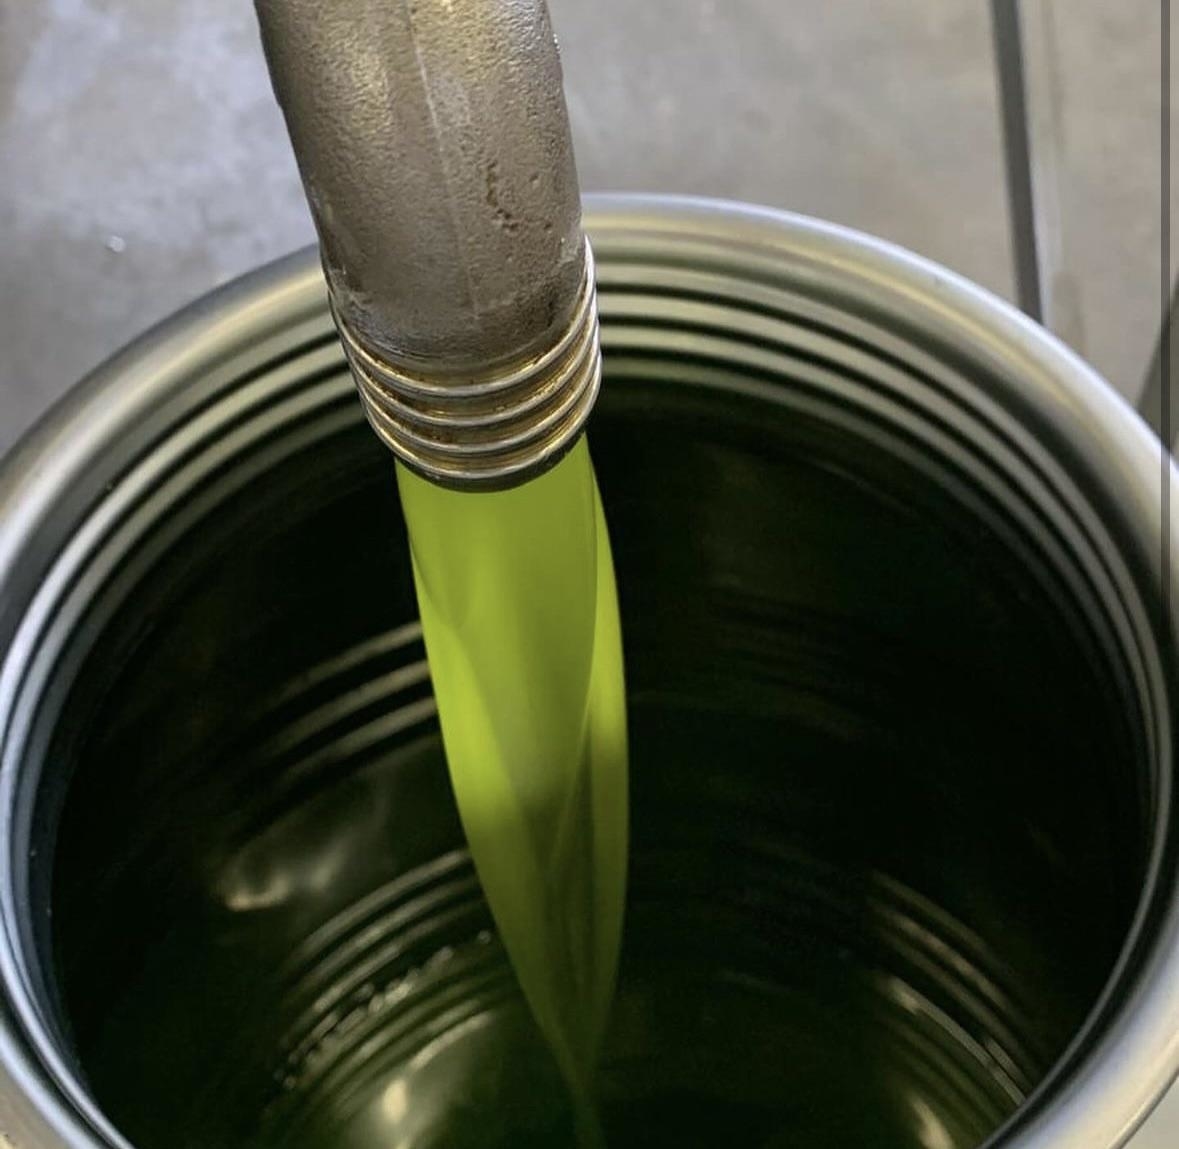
[0,198,1176,1148]
[253,0,599,487]
[253,0,585,371]
[336,245,600,489]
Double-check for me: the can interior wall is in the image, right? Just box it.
[0,198,1173,1149]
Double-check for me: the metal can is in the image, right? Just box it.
[0,197,1174,1148]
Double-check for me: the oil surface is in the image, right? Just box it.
[394,438,629,1103]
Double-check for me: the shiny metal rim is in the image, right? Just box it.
[0,196,1174,1149]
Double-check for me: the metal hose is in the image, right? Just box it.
[253,0,599,489]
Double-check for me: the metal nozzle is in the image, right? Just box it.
[253,0,600,489]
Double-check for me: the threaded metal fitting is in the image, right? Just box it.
[333,242,601,489]
[254,0,599,489]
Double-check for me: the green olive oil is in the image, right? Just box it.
[395,438,628,1115]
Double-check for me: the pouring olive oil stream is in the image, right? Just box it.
[396,439,629,1132]
[253,0,632,1135]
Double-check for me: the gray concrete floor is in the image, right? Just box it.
[0,0,1171,459]
[1,2,1178,1145]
